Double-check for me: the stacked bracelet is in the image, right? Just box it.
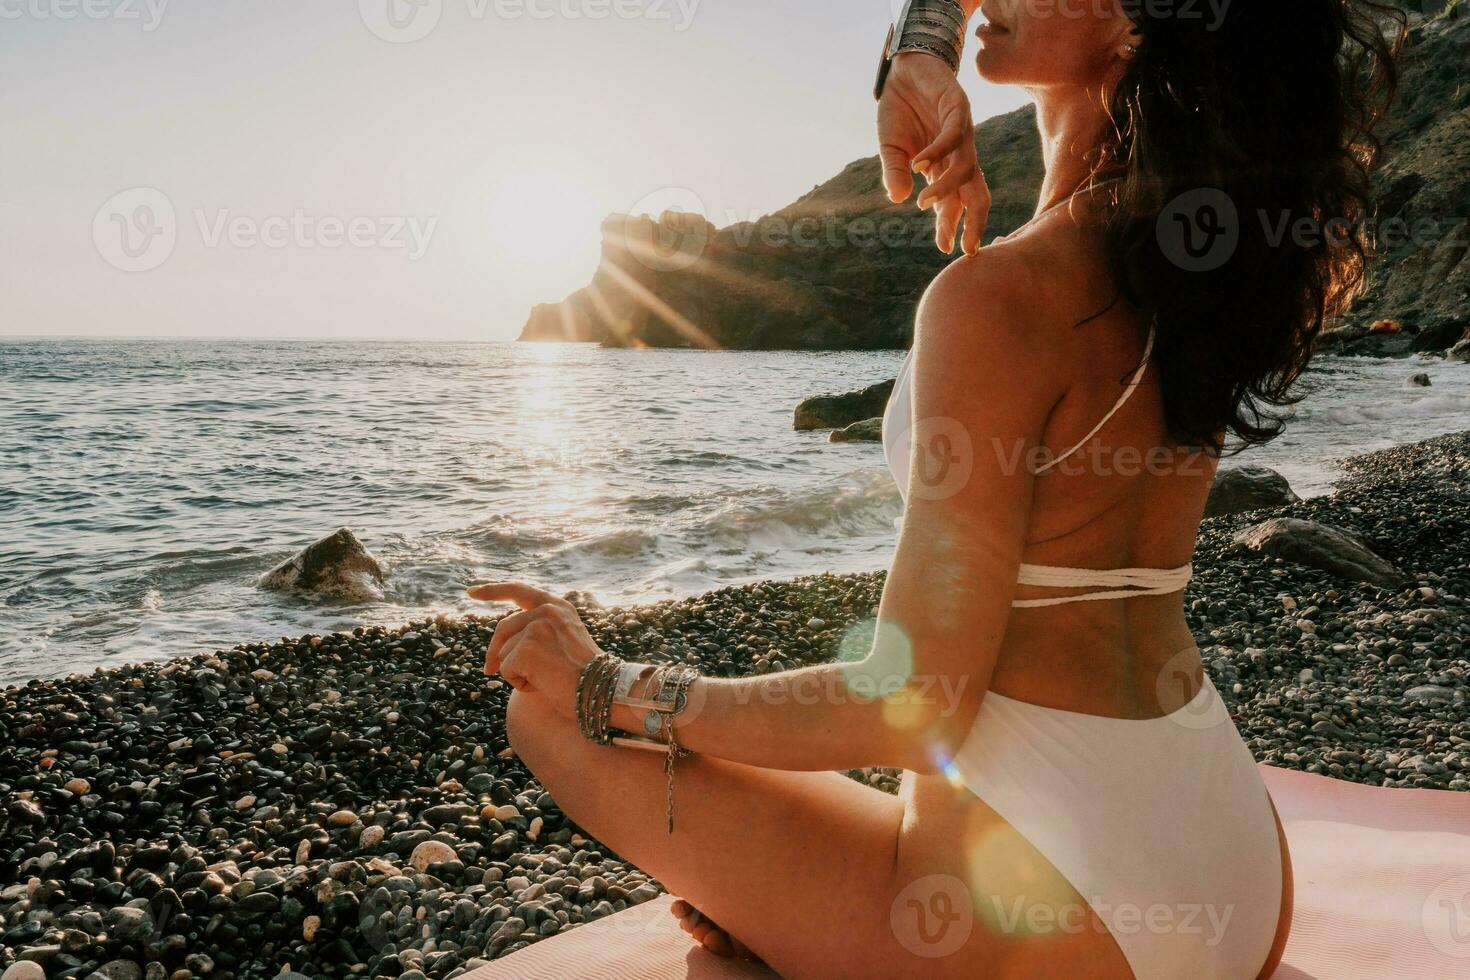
[575,652,622,745]
[574,654,701,833]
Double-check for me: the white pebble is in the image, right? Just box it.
[409,840,457,873]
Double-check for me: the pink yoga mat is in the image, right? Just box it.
[468,765,1470,979]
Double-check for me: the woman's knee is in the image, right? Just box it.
[505,687,560,769]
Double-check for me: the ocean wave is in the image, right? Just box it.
[691,470,901,547]
[553,527,659,559]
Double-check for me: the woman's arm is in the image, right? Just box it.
[475,252,1068,775]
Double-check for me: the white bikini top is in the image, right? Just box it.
[882,320,1194,607]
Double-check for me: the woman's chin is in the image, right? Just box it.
[974,52,1018,85]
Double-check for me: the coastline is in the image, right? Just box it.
[2,432,1468,979]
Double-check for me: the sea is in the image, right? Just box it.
[2,339,1467,686]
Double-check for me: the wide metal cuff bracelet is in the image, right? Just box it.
[875,0,968,99]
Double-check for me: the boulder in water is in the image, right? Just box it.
[795,380,895,431]
[1408,372,1432,387]
[1204,466,1300,518]
[828,418,883,443]
[259,528,386,601]
[1231,517,1405,588]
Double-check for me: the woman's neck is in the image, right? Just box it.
[1030,86,1114,219]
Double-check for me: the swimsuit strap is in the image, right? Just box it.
[1035,319,1156,475]
[1012,561,1193,608]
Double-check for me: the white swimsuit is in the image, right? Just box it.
[882,328,1283,980]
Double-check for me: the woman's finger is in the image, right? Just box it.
[498,637,533,691]
[916,158,976,212]
[934,185,964,254]
[959,178,991,256]
[879,140,918,205]
[485,608,535,675]
[467,581,567,612]
[913,116,968,173]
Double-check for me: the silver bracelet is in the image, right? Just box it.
[877,0,967,97]
[898,0,966,72]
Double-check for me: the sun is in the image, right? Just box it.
[486,171,604,274]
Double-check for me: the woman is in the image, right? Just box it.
[468,1,1400,976]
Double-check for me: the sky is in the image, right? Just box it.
[0,0,1030,341]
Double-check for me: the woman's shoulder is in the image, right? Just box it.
[909,238,1078,416]
[915,228,1096,373]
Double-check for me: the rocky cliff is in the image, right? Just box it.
[1324,3,1470,355]
[520,4,1467,354]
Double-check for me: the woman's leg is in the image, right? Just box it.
[505,690,1132,980]
[506,688,907,978]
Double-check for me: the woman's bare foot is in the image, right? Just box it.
[670,898,761,960]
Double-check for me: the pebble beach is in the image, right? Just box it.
[2,431,1468,980]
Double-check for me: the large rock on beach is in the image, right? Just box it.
[1231,517,1407,588]
[1204,466,1301,517]
[258,527,386,601]
[795,381,894,431]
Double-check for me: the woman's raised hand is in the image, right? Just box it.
[468,582,599,716]
[877,52,991,256]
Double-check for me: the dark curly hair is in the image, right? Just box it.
[1096,0,1405,452]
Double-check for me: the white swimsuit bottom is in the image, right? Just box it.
[953,678,1282,979]
[882,331,1283,978]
